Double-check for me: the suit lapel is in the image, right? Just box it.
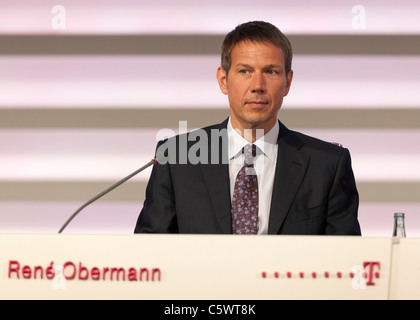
[268,122,310,234]
[198,119,232,234]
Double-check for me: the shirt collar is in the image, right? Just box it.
[227,118,279,163]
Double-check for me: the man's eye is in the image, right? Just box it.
[239,69,249,74]
[267,70,277,75]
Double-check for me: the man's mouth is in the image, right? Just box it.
[245,100,269,107]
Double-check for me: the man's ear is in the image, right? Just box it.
[284,69,293,97]
[216,66,228,95]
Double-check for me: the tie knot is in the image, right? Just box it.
[243,144,257,166]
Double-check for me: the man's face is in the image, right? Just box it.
[217,40,293,135]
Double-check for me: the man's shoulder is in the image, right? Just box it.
[281,123,346,156]
[155,118,229,165]
[163,118,229,143]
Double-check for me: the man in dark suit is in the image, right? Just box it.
[134,21,361,235]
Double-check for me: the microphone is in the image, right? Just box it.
[58,151,166,234]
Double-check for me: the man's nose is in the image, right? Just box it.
[250,72,266,93]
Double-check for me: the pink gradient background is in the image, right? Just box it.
[0,1,419,236]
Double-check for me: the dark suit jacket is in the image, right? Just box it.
[134,119,361,235]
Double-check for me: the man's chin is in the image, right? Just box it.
[244,113,276,128]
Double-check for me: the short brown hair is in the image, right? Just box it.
[221,21,293,76]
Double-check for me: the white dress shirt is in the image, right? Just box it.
[227,118,279,234]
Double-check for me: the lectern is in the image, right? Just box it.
[1,234,410,300]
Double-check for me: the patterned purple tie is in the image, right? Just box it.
[231,144,259,234]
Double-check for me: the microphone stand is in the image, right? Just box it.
[58,158,157,233]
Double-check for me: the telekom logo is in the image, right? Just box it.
[261,261,381,289]
[364,261,381,285]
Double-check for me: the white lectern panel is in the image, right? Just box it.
[0,235,391,300]
[389,238,420,300]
